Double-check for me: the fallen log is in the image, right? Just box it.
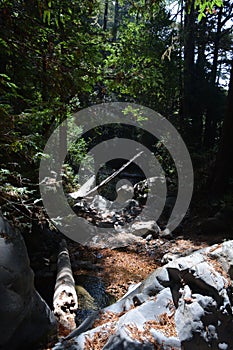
[53,239,78,333]
[69,151,144,199]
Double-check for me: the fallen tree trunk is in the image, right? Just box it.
[69,151,144,199]
[53,239,78,333]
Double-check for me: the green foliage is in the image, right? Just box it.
[194,0,223,21]
[0,0,231,227]
[0,0,104,227]
[103,3,180,114]
[0,74,18,92]
[68,137,92,170]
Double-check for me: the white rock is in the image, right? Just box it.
[90,195,112,211]
[131,220,161,237]
[116,182,134,203]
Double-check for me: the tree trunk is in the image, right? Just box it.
[178,0,184,121]
[203,6,223,148]
[192,17,207,146]
[112,0,119,41]
[210,60,233,196]
[211,7,223,85]
[183,0,199,145]
[103,0,108,31]
[183,0,195,119]
[0,6,8,75]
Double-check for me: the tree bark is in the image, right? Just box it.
[203,6,223,148]
[210,59,233,196]
[183,0,195,121]
[183,0,204,146]
[210,6,223,85]
[53,239,78,332]
[103,0,108,31]
[193,17,207,146]
[112,0,119,41]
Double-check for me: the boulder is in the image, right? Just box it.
[131,220,161,237]
[0,214,57,350]
[116,182,134,203]
[90,195,112,211]
[86,232,143,249]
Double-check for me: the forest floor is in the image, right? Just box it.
[42,220,232,349]
[39,184,233,348]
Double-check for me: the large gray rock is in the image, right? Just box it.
[53,240,233,350]
[86,232,143,249]
[131,220,161,237]
[116,182,134,203]
[0,214,57,350]
[207,240,233,280]
[90,195,113,211]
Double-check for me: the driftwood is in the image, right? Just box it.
[53,239,78,331]
[69,151,144,199]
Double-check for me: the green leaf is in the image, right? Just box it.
[198,12,206,21]
[0,73,10,80]
[43,9,51,24]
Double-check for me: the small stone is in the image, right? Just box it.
[160,228,173,239]
[218,343,228,349]
[146,234,153,241]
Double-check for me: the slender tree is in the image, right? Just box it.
[204,1,233,148]
[112,0,119,41]
[103,0,109,31]
[183,0,196,134]
[210,59,233,196]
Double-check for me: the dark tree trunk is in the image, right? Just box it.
[103,0,108,31]
[41,54,49,102]
[211,6,223,85]
[179,0,184,120]
[183,0,195,118]
[112,0,119,41]
[192,17,207,146]
[210,60,233,196]
[183,0,201,145]
[204,6,223,148]
[0,7,8,75]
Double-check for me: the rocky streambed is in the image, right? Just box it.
[2,206,233,350]
[44,174,233,349]
[2,171,233,350]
